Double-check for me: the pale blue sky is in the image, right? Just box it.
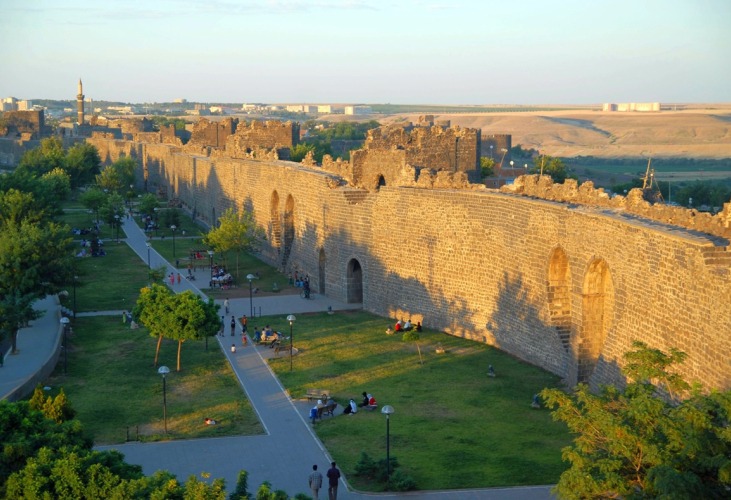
[1,0,729,104]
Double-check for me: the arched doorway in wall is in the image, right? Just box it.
[282,195,295,267]
[578,258,614,383]
[547,247,572,351]
[376,175,386,190]
[270,191,281,255]
[318,248,326,294]
[346,258,363,303]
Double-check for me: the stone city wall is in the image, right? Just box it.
[86,134,731,391]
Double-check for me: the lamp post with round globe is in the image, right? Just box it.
[381,405,395,485]
[247,273,257,318]
[158,366,170,434]
[287,314,296,371]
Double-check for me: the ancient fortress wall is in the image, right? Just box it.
[86,135,731,391]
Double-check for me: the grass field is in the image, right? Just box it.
[46,316,262,444]
[268,311,571,491]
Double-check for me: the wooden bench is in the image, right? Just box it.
[304,389,330,401]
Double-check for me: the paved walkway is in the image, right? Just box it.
[2,215,554,499]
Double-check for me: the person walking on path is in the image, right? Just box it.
[230,315,236,336]
[224,298,230,314]
[308,464,323,500]
[169,273,175,286]
[326,462,340,500]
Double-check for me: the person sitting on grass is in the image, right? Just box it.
[358,391,369,407]
[204,418,217,425]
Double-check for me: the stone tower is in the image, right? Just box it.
[76,78,85,125]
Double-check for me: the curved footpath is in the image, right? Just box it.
[1,216,554,499]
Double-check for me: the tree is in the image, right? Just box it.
[17,137,66,177]
[530,155,573,184]
[95,156,136,194]
[168,291,220,371]
[79,187,107,225]
[480,157,495,178]
[133,285,219,370]
[65,143,101,188]
[99,193,126,231]
[138,193,160,217]
[402,330,423,365]
[203,208,264,280]
[0,217,73,353]
[541,341,731,499]
[133,284,175,367]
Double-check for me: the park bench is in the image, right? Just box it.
[304,389,330,401]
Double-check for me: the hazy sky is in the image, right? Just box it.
[1,0,729,104]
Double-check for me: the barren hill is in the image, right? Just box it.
[380,109,731,159]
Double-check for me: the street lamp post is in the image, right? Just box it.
[247,273,256,318]
[146,243,151,284]
[170,225,177,258]
[60,317,70,373]
[72,275,77,318]
[114,214,120,243]
[208,250,214,280]
[287,314,296,371]
[153,207,158,237]
[158,365,170,434]
[381,405,395,486]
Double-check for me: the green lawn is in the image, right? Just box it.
[46,316,262,444]
[63,243,150,313]
[268,311,571,490]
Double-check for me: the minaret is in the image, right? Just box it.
[76,78,85,125]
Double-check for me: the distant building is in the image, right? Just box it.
[173,98,188,103]
[344,105,372,115]
[17,100,32,111]
[603,102,660,112]
[317,105,332,113]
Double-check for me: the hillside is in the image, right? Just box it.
[379,109,731,160]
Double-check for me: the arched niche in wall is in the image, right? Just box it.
[547,246,572,352]
[346,258,363,303]
[282,194,295,267]
[578,258,614,383]
[376,174,386,190]
[270,190,281,254]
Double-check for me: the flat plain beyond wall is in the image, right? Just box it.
[88,136,731,391]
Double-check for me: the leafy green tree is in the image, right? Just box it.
[65,143,101,188]
[95,156,136,194]
[290,143,316,163]
[480,157,495,178]
[79,188,107,224]
[541,341,731,499]
[17,137,66,177]
[138,193,160,218]
[229,470,249,500]
[0,189,44,227]
[0,399,91,495]
[168,291,220,371]
[203,208,264,280]
[530,155,573,184]
[40,167,72,205]
[99,193,126,232]
[402,330,423,365]
[0,218,73,353]
[133,284,175,367]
